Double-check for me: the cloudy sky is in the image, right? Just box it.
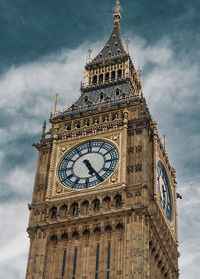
[0,0,199,278]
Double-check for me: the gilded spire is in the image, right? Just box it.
[113,0,122,22]
[88,1,127,66]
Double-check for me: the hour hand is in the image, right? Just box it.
[83,159,94,175]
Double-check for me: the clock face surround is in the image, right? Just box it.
[157,161,172,222]
[58,140,119,190]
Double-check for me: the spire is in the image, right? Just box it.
[88,1,127,66]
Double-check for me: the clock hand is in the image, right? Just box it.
[83,159,94,175]
[83,159,103,182]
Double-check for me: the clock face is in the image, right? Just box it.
[157,162,172,222]
[58,141,119,190]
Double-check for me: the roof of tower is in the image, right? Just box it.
[87,1,128,66]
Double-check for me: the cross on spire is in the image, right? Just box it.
[113,0,122,22]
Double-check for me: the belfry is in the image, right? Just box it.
[26,1,179,278]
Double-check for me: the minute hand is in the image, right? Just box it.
[83,159,103,182]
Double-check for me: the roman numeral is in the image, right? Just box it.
[98,142,105,152]
[75,148,82,156]
[85,178,89,188]
[104,148,115,156]
[88,142,92,152]
[105,158,118,163]
[59,167,72,172]
[74,178,80,185]
[67,174,73,180]
[102,167,112,172]
[64,158,75,163]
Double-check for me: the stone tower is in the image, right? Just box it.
[26,1,179,278]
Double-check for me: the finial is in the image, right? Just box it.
[113,0,122,22]
[125,36,129,53]
[41,120,46,139]
[87,46,92,63]
[137,66,143,93]
[163,134,167,150]
[54,93,59,113]
[116,0,120,13]
[83,69,86,84]
[137,66,142,77]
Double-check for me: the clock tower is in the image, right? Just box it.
[26,1,179,278]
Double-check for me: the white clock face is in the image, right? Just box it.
[157,161,172,222]
[58,141,119,190]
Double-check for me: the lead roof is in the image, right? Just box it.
[88,21,128,66]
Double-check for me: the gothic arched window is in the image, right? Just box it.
[116,223,124,230]
[81,200,89,214]
[114,194,122,207]
[72,231,79,239]
[117,69,122,79]
[115,88,120,97]
[83,229,90,236]
[60,204,68,217]
[50,234,57,241]
[103,196,111,210]
[50,206,57,219]
[61,232,68,240]
[71,202,79,216]
[94,227,101,234]
[111,71,116,81]
[93,198,100,211]
[99,74,103,83]
[99,92,104,101]
[84,96,89,104]
[105,72,109,81]
[93,75,97,84]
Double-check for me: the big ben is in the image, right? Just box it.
[26,1,179,278]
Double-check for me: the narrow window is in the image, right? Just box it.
[61,250,66,277]
[114,194,122,207]
[84,96,89,104]
[99,74,103,83]
[99,93,104,101]
[72,248,77,279]
[107,243,111,279]
[71,203,79,216]
[95,244,100,279]
[105,72,109,81]
[93,198,100,211]
[50,206,57,219]
[111,71,115,80]
[93,75,97,84]
[117,69,122,79]
[115,88,120,97]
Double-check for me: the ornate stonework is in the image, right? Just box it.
[26,2,179,279]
